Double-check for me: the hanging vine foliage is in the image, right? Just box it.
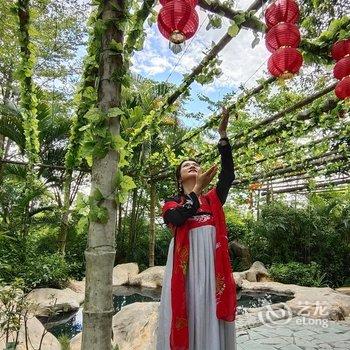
[16,0,40,164]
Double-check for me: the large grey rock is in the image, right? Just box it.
[233,272,244,288]
[70,332,82,350]
[229,240,252,269]
[112,302,159,350]
[242,280,350,321]
[336,287,350,296]
[113,262,139,286]
[129,266,165,288]
[67,278,85,304]
[0,314,60,350]
[70,302,159,350]
[242,261,270,282]
[26,287,81,317]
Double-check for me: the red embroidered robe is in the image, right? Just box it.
[162,187,237,350]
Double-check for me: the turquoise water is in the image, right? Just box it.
[39,286,292,340]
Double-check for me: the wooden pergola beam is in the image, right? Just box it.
[261,172,334,187]
[198,0,267,32]
[238,131,343,170]
[257,162,350,184]
[293,187,350,195]
[234,162,350,189]
[260,179,350,192]
[173,76,276,149]
[240,98,339,148]
[260,177,350,195]
[198,93,339,165]
[232,151,347,187]
[233,82,337,145]
[0,159,90,172]
[153,88,340,182]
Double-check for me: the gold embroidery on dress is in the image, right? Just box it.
[175,317,187,330]
[178,247,189,275]
[216,273,226,295]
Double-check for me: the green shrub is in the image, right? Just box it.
[226,220,248,242]
[269,261,327,287]
[114,214,169,272]
[239,200,350,287]
[155,226,173,266]
[64,228,87,281]
[343,277,350,287]
[20,253,70,290]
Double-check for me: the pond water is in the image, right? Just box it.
[39,285,293,340]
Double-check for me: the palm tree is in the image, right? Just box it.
[0,87,83,260]
[118,75,188,264]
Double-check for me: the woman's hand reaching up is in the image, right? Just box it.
[218,106,229,138]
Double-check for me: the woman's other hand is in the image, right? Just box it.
[193,164,218,195]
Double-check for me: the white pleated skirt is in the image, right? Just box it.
[156,224,237,350]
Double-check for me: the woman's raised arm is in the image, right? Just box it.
[216,137,235,205]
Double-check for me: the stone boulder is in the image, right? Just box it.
[258,275,273,282]
[70,302,159,350]
[113,262,139,286]
[26,288,81,317]
[0,315,60,350]
[69,331,114,350]
[240,261,270,282]
[129,266,164,288]
[289,286,350,321]
[229,240,252,269]
[70,332,82,350]
[336,287,350,296]
[112,302,159,350]
[242,280,350,321]
[67,278,85,304]
[241,279,296,295]
[233,272,244,288]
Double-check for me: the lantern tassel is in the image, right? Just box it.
[169,42,184,54]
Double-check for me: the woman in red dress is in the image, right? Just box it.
[156,108,237,350]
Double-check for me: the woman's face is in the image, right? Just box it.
[180,160,200,183]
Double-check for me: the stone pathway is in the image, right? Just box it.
[236,316,350,350]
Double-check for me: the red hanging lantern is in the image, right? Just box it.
[268,47,303,79]
[333,56,350,80]
[265,22,300,52]
[265,0,300,30]
[160,0,198,5]
[335,76,350,100]
[157,0,199,45]
[331,39,350,61]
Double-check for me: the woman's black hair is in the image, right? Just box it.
[175,158,200,195]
